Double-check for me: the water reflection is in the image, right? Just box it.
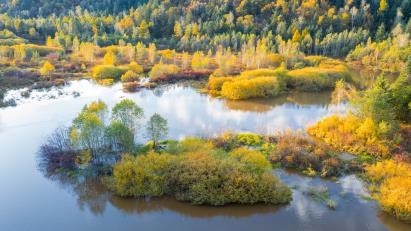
[223,91,331,113]
[1,80,410,231]
[43,172,282,218]
[1,80,345,139]
[40,167,411,231]
[109,197,281,218]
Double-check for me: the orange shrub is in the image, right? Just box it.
[271,131,342,177]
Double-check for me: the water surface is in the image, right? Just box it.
[0,80,409,231]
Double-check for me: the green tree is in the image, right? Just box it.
[376,24,386,41]
[105,121,134,152]
[145,113,168,149]
[390,56,411,123]
[355,76,398,137]
[71,101,108,154]
[111,99,144,132]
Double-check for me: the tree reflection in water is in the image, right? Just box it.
[37,158,411,231]
[39,167,283,218]
[223,91,332,113]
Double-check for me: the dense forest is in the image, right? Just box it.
[0,0,410,57]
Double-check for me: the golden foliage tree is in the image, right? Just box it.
[40,61,55,79]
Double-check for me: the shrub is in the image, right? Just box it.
[303,56,327,66]
[91,65,129,80]
[208,76,234,91]
[271,131,343,177]
[109,153,176,197]
[239,68,279,78]
[0,38,27,46]
[267,54,285,67]
[149,64,179,81]
[13,44,64,57]
[236,133,262,146]
[38,127,76,174]
[287,65,351,91]
[121,70,140,82]
[221,76,285,100]
[229,147,271,173]
[307,115,390,157]
[365,160,411,222]
[211,132,238,151]
[127,62,144,73]
[165,152,291,205]
[177,137,214,153]
[108,148,292,206]
[0,29,19,39]
[377,176,411,222]
[365,160,411,183]
[39,61,55,78]
[191,51,212,71]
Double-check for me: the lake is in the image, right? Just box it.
[0,80,410,231]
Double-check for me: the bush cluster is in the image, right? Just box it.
[208,76,234,91]
[221,76,285,100]
[365,160,411,222]
[120,70,140,82]
[208,64,350,100]
[307,114,390,157]
[287,64,351,91]
[148,64,179,81]
[91,65,130,80]
[235,133,262,146]
[108,138,291,206]
[270,131,343,177]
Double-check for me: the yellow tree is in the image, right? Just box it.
[173,22,182,38]
[72,36,80,55]
[79,42,96,63]
[40,61,55,79]
[138,20,150,39]
[103,51,117,65]
[148,43,157,64]
[13,45,26,62]
[46,36,54,47]
[192,23,199,36]
[135,42,147,63]
[379,0,388,14]
[292,30,300,43]
[181,52,190,70]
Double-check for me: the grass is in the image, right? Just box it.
[305,186,338,210]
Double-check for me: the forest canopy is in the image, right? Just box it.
[0,0,410,58]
